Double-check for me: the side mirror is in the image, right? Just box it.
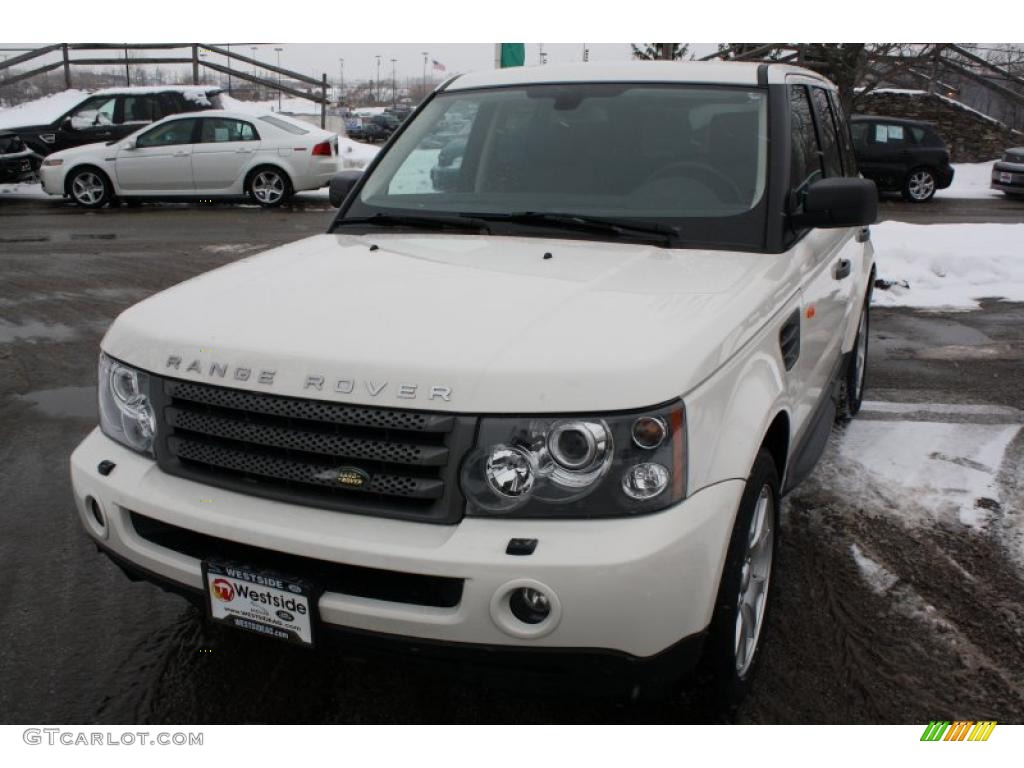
[121,138,137,150]
[61,118,73,132]
[790,178,878,229]
[329,170,363,208]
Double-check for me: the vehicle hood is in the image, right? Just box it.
[103,233,795,413]
[47,141,113,162]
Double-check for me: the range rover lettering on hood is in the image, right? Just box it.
[165,356,453,402]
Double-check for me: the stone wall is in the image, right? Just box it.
[854,89,1023,163]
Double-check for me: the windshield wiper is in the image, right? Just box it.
[466,212,679,246]
[332,213,491,234]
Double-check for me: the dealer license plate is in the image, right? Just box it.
[202,560,317,647]
[1000,172,1014,183]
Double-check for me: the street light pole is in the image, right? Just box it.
[375,55,382,104]
[274,47,283,111]
[422,51,428,99]
[339,58,344,100]
[390,58,397,109]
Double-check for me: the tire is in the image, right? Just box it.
[698,449,779,706]
[247,166,292,207]
[838,297,869,420]
[901,167,937,202]
[67,166,113,208]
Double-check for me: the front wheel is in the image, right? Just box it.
[699,450,779,705]
[68,167,113,208]
[902,168,937,202]
[247,167,292,207]
[839,299,869,420]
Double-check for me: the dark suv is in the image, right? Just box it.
[3,87,223,158]
[850,115,954,202]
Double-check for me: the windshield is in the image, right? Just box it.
[335,83,770,250]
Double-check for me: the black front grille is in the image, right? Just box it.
[129,512,463,608]
[152,376,476,524]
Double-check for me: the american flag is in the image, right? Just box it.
[432,59,446,73]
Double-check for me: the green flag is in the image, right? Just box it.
[499,44,526,68]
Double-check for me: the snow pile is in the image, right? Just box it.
[944,161,1001,199]
[0,182,49,199]
[871,222,1024,309]
[833,415,1021,530]
[0,90,89,130]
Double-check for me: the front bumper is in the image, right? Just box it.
[0,150,40,183]
[991,162,1024,193]
[70,428,742,659]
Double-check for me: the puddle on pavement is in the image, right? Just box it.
[16,385,96,420]
[69,233,117,241]
[0,319,78,343]
[0,236,51,244]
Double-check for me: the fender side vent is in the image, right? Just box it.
[779,309,801,371]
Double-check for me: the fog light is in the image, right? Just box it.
[509,587,551,625]
[86,495,106,529]
[621,462,670,500]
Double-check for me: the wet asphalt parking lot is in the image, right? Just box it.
[1,192,1022,723]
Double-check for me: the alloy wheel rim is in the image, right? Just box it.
[855,308,868,399]
[253,172,284,204]
[909,171,935,200]
[734,484,774,677]
[72,172,105,205]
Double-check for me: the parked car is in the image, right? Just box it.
[71,62,876,700]
[38,109,339,208]
[849,115,954,202]
[0,130,40,183]
[0,86,223,159]
[345,120,389,144]
[990,147,1024,197]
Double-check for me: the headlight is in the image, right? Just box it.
[98,353,156,456]
[461,403,685,518]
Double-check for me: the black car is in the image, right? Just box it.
[4,87,223,158]
[0,131,40,183]
[991,147,1024,198]
[850,115,954,202]
[346,120,390,144]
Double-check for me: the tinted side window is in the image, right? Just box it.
[122,95,163,124]
[200,118,258,143]
[810,87,842,177]
[136,119,197,148]
[789,84,822,202]
[851,123,868,153]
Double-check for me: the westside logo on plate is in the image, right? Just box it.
[211,578,235,602]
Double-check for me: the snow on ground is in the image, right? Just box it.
[0,182,49,199]
[943,161,1001,200]
[387,148,440,193]
[807,400,1024,568]
[871,222,1024,309]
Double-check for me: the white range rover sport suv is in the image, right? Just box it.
[71,62,876,701]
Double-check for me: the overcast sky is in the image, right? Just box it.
[1,42,722,84]
[251,43,721,82]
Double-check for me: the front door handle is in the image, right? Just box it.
[173,151,189,157]
[834,258,852,280]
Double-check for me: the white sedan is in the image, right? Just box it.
[38,109,340,208]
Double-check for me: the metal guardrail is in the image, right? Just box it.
[0,43,331,128]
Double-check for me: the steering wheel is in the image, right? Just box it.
[642,161,744,204]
